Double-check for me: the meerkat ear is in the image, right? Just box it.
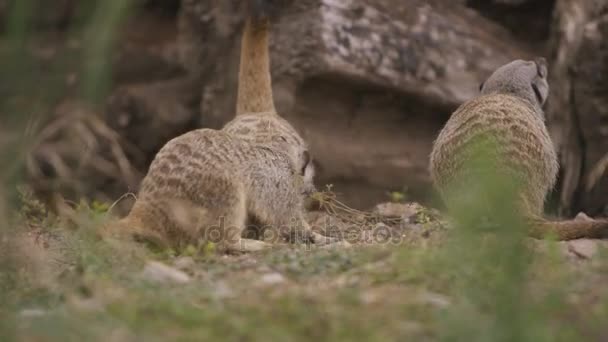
[534,57,548,78]
[479,81,485,92]
[532,83,543,104]
[301,150,311,175]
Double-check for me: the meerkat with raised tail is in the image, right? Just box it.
[430,58,608,240]
[224,0,332,244]
[107,0,330,252]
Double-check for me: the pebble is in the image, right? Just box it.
[141,261,191,285]
[259,272,286,286]
[19,308,47,318]
[173,256,195,270]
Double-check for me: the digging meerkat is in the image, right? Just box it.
[430,58,608,240]
[223,0,334,245]
[108,0,332,252]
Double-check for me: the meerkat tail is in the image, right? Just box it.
[527,216,608,240]
[236,14,276,116]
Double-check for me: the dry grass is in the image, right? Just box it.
[309,186,446,246]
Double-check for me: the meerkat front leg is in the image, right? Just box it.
[311,232,336,245]
[219,193,271,253]
[295,213,337,246]
[305,223,338,245]
[224,225,271,253]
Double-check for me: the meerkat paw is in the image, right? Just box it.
[228,238,271,253]
[311,232,339,245]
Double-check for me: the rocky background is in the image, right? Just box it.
[3,3,608,340]
[6,0,608,217]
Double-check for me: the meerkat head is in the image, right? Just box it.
[270,134,316,196]
[224,114,316,194]
[479,57,549,112]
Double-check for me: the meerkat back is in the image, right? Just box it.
[431,59,554,208]
[430,58,608,240]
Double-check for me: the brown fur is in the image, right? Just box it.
[106,129,319,252]
[430,58,608,240]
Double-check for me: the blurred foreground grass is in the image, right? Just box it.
[1,194,607,341]
[1,1,608,341]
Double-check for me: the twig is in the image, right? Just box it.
[107,192,137,215]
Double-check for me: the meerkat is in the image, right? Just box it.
[430,58,608,240]
[114,128,319,252]
[107,0,330,252]
[223,0,332,244]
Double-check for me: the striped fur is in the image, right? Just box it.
[430,59,608,240]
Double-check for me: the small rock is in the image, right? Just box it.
[141,261,191,285]
[375,202,414,218]
[68,297,105,313]
[173,256,195,271]
[19,308,47,318]
[374,202,426,223]
[574,212,594,221]
[321,240,352,249]
[566,239,600,260]
[259,272,286,286]
[419,292,451,309]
